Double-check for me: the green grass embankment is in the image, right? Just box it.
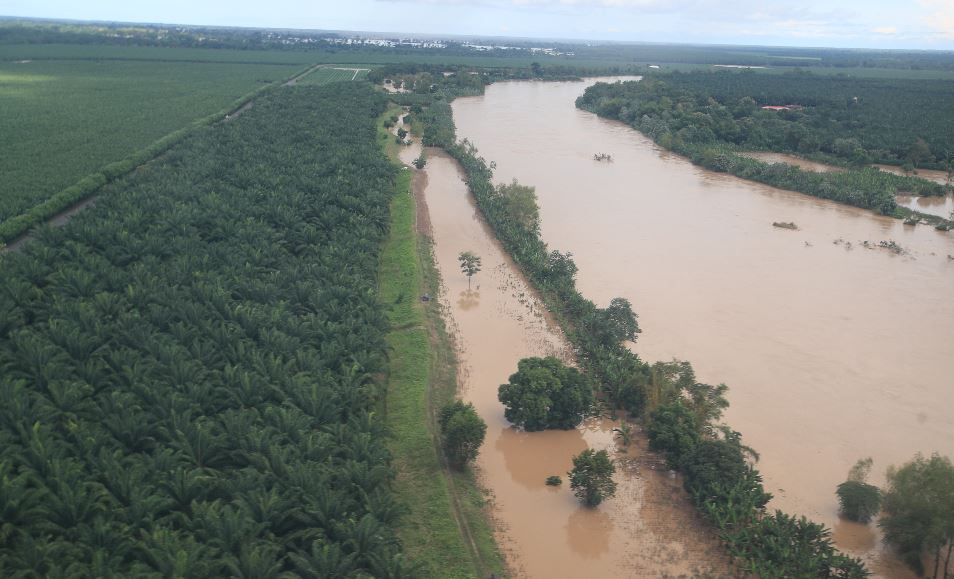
[376,106,504,578]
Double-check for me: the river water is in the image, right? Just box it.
[408,123,731,573]
[451,78,954,577]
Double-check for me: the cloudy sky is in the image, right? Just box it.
[4,0,954,49]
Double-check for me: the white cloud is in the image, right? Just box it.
[919,0,954,37]
[872,26,897,34]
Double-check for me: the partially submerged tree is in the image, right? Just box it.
[585,297,640,348]
[457,251,481,289]
[439,401,486,469]
[493,179,540,233]
[569,449,617,507]
[646,401,699,469]
[498,356,593,431]
[613,422,634,448]
[880,453,954,578]
[836,457,882,523]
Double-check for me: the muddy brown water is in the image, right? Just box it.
[452,78,954,577]
[414,138,731,575]
[896,192,954,220]
[741,151,844,173]
[875,163,952,187]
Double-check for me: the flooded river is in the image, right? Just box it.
[451,79,954,577]
[413,138,730,575]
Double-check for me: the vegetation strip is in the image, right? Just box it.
[0,61,313,245]
[408,81,869,576]
[0,83,420,576]
[377,105,503,578]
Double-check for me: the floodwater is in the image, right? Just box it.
[875,163,952,186]
[452,78,954,577]
[741,151,844,173]
[896,192,954,219]
[415,145,731,576]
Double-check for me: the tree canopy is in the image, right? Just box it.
[439,401,486,469]
[880,453,954,578]
[568,449,617,508]
[497,356,593,431]
[836,458,882,524]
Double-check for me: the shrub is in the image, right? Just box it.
[439,401,486,469]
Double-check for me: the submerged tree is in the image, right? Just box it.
[498,356,593,431]
[569,449,617,507]
[880,453,954,578]
[836,458,882,523]
[457,251,481,289]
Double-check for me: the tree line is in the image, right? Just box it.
[577,74,952,216]
[0,83,416,576]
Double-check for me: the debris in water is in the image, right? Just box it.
[593,153,613,162]
[878,240,905,255]
[772,221,798,230]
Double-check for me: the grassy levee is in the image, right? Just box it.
[377,106,504,578]
[0,62,313,245]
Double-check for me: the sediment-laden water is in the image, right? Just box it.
[415,143,730,576]
[452,78,954,577]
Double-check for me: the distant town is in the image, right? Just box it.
[307,34,574,56]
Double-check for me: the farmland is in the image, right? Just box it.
[0,82,420,576]
[0,55,305,234]
[297,66,370,85]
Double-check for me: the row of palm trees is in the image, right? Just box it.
[0,83,416,576]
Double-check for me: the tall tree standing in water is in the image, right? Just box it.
[458,251,481,289]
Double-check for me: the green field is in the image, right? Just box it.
[651,62,954,80]
[0,43,320,64]
[297,66,371,85]
[0,57,304,228]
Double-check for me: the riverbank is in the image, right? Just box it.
[377,106,505,577]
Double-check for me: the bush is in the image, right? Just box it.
[568,449,617,507]
[439,401,486,469]
[836,481,882,523]
[646,401,699,468]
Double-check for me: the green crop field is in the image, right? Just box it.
[297,66,371,84]
[0,43,320,64]
[0,57,305,228]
